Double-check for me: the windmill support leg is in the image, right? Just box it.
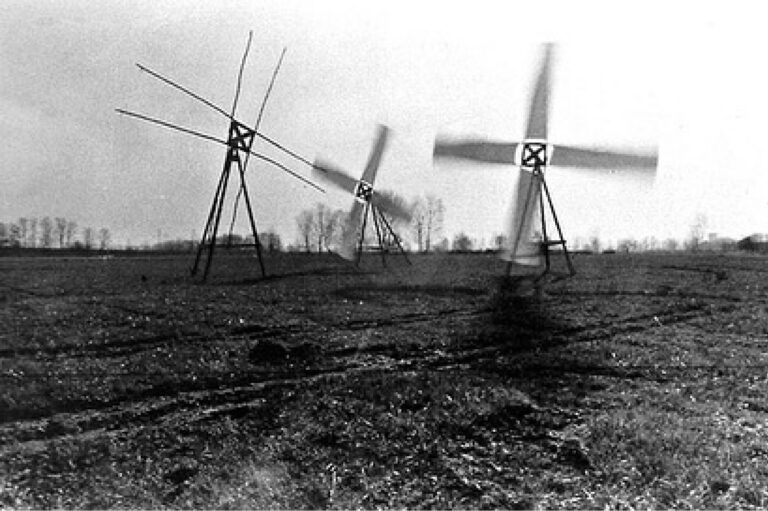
[376,208,411,265]
[540,173,576,276]
[356,202,371,267]
[371,205,387,267]
[203,155,234,280]
[537,168,551,276]
[235,157,266,277]
[192,164,229,276]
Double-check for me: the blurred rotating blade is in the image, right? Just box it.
[337,199,365,260]
[501,169,544,270]
[312,159,358,194]
[361,124,390,186]
[370,190,412,223]
[550,144,658,172]
[433,139,519,165]
[525,43,554,140]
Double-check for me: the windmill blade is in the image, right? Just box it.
[116,109,324,192]
[136,62,316,169]
[525,43,554,140]
[230,31,253,118]
[117,108,229,146]
[501,168,545,269]
[433,139,519,165]
[136,63,232,121]
[312,159,358,195]
[551,144,658,171]
[337,199,365,260]
[254,47,286,132]
[361,124,390,186]
[370,190,412,223]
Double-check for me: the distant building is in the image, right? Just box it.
[737,234,768,253]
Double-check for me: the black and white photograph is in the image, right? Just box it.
[2,0,768,508]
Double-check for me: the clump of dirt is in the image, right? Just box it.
[248,340,318,364]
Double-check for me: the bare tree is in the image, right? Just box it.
[410,196,426,252]
[409,195,445,252]
[54,217,67,248]
[617,238,638,253]
[452,232,473,252]
[296,210,314,253]
[325,209,346,251]
[8,223,21,246]
[258,230,282,253]
[313,203,330,253]
[0,222,6,241]
[83,227,95,250]
[315,204,347,253]
[687,213,708,251]
[17,217,28,248]
[27,218,38,248]
[645,236,659,252]
[40,217,54,248]
[433,237,450,252]
[424,196,445,252]
[663,238,679,251]
[65,221,77,248]
[98,228,111,250]
[588,235,601,253]
[305,203,346,253]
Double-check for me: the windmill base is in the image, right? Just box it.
[506,165,576,282]
[191,121,266,281]
[354,202,411,267]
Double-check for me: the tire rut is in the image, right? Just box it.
[0,299,717,453]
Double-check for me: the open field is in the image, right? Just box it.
[2,250,768,508]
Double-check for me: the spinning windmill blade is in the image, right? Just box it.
[434,43,659,276]
[313,125,411,262]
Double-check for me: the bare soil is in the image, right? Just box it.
[1,251,767,508]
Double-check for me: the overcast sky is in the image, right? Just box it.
[2,0,767,248]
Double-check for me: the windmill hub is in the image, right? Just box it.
[518,140,552,168]
[227,120,256,152]
[354,180,374,204]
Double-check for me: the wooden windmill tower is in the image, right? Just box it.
[312,125,412,266]
[434,43,659,280]
[117,32,324,280]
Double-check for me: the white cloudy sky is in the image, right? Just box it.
[2,0,767,247]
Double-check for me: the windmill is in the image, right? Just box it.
[312,125,412,266]
[117,32,324,280]
[434,43,658,279]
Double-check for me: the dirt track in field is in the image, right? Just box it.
[3,251,768,508]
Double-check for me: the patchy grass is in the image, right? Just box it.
[2,251,768,508]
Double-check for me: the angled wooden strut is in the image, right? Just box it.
[191,120,265,280]
[506,150,575,280]
[354,199,411,268]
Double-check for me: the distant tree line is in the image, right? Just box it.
[292,194,448,253]
[1,210,735,255]
[290,201,732,255]
[146,230,284,253]
[0,217,110,250]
